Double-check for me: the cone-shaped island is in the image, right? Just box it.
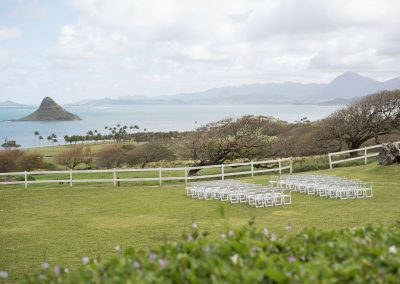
[20,97,81,121]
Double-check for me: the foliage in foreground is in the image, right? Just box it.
[20,221,400,284]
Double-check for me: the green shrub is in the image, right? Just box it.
[22,222,400,283]
[0,150,44,172]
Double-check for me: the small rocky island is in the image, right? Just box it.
[20,97,81,121]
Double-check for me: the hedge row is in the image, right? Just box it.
[22,221,400,283]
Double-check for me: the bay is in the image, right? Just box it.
[0,104,341,148]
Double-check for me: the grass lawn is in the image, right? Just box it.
[0,163,399,282]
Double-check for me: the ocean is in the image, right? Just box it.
[0,104,341,148]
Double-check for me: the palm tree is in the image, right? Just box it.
[87,130,94,142]
[34,131,40,147]
[38,136,43,147]
[52,138,58,145]
[47,136,52,146]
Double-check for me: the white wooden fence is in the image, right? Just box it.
[0,158,293,188]
[328,141,400,169]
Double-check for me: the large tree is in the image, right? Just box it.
[56,145,92,169]
[323,90,400,152]
[95,144,125,168]
[125,141,175,168]
[181,116,284,174]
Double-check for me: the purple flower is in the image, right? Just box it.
[148,253,157,262]
[187,234,194,242]
[251,246,260,253]
[53,266,61,275]
[82,256,90,265]
[287,256,296,262]
[228,230,234,237]
[191,223,197,229]
[203,246,211,253]
[270,233,277,241]
[132,261,141,269]
[285,224,292,231]
[263,228,269,237]
[159,259,169,267]
[0,271,8,279]
[41,262,49,270]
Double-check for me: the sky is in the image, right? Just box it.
[0,0,400,104]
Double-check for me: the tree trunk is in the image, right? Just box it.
[349,141,363,157]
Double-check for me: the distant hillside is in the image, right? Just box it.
[20,97,81,121]
[167,82,325,104]
[310,71,396,101]
[0,100,29,108]
[70,72,400,106]
[316,97,359,106]
[69,97,185,107]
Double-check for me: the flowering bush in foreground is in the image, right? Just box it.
[21,221,400,283]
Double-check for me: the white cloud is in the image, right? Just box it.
[53,0,400,82]
[144,73,170,82]
[0,26,21,40]
[53,22,129,59]
[4,0,400,103]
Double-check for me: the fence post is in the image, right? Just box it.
[184,167,188,184]
[24,171,27,189]
[113,168,116,187]
[159,168,162,186]
[289,157,293,174]
[328,153,333,170]
[69,169,73,187]
[364,147,368,164]
[221,164,224,181]
[251,160,254,177]
[278,159,282,175]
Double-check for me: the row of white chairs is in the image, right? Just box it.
[270,174,373,199]
[186,180,291,208]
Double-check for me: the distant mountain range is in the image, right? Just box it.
[68,71,400,107]
[0,101,30,108]
[2,72,400,107]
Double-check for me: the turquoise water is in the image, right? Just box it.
[0,104,341,148]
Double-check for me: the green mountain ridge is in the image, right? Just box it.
[20,97,81,121]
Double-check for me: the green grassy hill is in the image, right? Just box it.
[0,163,399,282]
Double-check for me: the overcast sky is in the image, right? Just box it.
[1,0,400,104]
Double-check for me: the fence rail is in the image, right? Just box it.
[328,141,400,169]
[0,158,293,188]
